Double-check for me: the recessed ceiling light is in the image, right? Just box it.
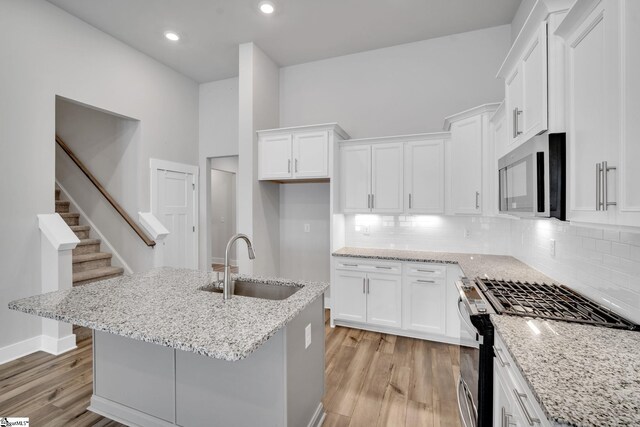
[259,1,275,14]
[164,31,180,42]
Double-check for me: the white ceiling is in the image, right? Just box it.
[46,0,522,83]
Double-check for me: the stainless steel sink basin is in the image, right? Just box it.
[201,280,301,300]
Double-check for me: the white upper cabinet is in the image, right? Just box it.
[450,116,483,214]
[340,145,371,213]
[497,1,573,153]
[339,134,448,214]
[293,131,329,179]
[405,140,445,214]
[371,143,403,213]
[259,134,292,180]
[258,124,348,182]
[556,0,640,226]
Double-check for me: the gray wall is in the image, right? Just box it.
[279,184,330,282]
[279,25,511,138]
[0,0,198,351]
[210,168,236,263]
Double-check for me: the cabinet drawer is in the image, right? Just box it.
[335,259,401,275]
[404,262,447,279]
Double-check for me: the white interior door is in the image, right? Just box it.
[155,167,197,269]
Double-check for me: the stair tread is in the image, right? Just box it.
[59,212,79,217]
[55,200,69,205]
[73,266,123,283]
[77,238,100,246]
[73,252,112,263]
[70,225,90,231]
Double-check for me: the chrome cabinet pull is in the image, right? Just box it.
[295,158,298,173]
[417,279,436,283]
[502,407,516,427]
[596,163,602,210]
[493,346,510,367]
[288,159,291,174]
[475,191,480,209]
[362,278,366,294]
[375,266,392,269]
[366,278,370,294]
[417,269,435,273]
[513,390,540,426]
[409,193,412,209]
[513,108,523,138]
[367,194,371,209]
[371,194,374,209]
[603,161,617,210]
[343,263,358,267]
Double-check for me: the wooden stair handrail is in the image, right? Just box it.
[55,135,156,247]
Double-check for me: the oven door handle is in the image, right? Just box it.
[457,297,480,343]
[457,377,470,427]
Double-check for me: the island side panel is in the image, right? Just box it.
[93,331,176,423]
[175,329,286,427]
[285,297,325,427]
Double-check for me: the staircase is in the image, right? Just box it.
[55,187,124,340]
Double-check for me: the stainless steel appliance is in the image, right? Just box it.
[498,133,566,220]
[455,276,638,427]
[455,278,495,427]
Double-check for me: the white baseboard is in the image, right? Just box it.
[41,334,77,356]
[0,336,42,365]
[57,181,133,274]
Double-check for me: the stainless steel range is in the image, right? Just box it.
[455,276,639,427]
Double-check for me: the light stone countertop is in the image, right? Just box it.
[8,267,328,361]
[332,246,640,427]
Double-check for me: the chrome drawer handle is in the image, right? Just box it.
[493,346,510,367]
[342,263,358,267]
[375,266,392,269]
[416,279,435,283]
[513,390,540,426]
[417,269,435,273]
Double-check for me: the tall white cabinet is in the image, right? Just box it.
[557,0,640,227]
[444,104,500,215]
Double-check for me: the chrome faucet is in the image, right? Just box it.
[223,234,255,300]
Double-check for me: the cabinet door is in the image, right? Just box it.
[340,145,371,213]
[566,0,618,224]
[333,271,367,322]
[259,134,292,180]
[506,66,524,146]
[521,22,548,140]
[494,362,522,427]
[293,131,329,179]
[402,278,446,335]
[405,140,445,214]
[371,143,404,213]
[366,273,402,328]
[619,0,640,226]
[450,116,483,214]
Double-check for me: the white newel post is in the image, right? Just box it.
[38,213,80,354]
[138,212,170,267]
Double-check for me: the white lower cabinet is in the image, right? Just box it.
[493,333,550,427]
[366,273,402,328]
[332,258,460,344]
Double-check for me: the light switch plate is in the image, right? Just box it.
[305,324,311,349]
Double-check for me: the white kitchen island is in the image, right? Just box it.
[9,268,327,427]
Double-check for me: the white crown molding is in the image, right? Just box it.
[442,103,502,130]
[554,0,602,39]
[497,0,575,79]
[340,131,451,146]
[257,123,350,140]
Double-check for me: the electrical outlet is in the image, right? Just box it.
[220,216,225,223]
[362,225,370,235]
[550,239,556,257]
[305,324,312,349]
[304,223,310,233]
[464,228,471,238]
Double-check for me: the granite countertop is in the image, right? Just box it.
[8,267,328,361]
[332,246,640,426]
[492,315,640,427]
[332,246,558,283]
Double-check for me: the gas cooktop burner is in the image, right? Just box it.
[475,278,638,331]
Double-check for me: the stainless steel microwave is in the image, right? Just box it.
[498,133,566,220]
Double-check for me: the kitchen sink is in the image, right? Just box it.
[201,280,301,300]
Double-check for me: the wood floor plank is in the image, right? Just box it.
[0,311,461,427]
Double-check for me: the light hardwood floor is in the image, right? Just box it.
[0,311,461,426]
